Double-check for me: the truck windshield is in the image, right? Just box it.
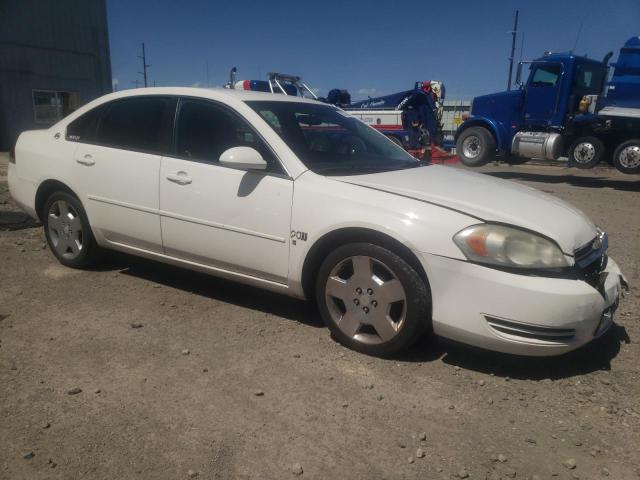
[246,100,421,175]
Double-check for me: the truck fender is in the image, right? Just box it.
[455,117,509,151]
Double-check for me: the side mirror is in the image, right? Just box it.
[219,146,267,170]
[515,62,524,89]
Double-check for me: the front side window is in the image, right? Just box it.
[96,97,172,152]
[530,64,561,87]
[246,101,420,175]
[175,99,283,173]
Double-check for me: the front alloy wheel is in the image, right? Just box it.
[325,255,407,345]
[316,243,430,356]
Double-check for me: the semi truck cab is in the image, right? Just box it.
[455,36,640,174]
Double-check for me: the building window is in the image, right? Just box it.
[33,90,80,125]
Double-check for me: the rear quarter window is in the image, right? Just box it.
[66,105,105,143]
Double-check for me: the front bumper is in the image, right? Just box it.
[421,253,627,356]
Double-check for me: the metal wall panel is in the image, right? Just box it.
[0,0,112,149]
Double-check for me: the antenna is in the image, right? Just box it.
[519,31,525,62]
[507,10,519,91]
[572,21,583,52]
[137,43,151,87]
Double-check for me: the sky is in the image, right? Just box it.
[107,0,640,101]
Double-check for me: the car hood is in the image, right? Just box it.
[331,165,597,254]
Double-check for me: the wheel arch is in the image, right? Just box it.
[456,118,507,151]
[35,179,81,221]
[300,227,430,302]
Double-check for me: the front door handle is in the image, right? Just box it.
[166,172,192,185]
[76,154,95,166]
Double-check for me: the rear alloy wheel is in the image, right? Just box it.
[456,127,496,167]
[316,243,430,356]
[43,191,102,268]
[568,136,605,169]
[612,139,640,174]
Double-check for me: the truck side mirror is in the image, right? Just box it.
[515,62,524,89]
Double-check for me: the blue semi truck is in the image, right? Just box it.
[455,36,640,174]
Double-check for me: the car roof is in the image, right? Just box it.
[95,86,324,105]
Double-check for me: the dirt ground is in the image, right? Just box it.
[1,158,639,480]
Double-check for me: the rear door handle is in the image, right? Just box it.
[166,172,192,185]
[76,154,95,166]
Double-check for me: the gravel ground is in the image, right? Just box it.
[1,160,639,480]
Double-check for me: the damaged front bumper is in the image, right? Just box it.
[422,253,629,357]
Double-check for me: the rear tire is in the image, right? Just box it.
[315,242,430,357]
[456,127,496,167]
[568,136,605,169]
[43,191,103,269]
[612,139,640,174]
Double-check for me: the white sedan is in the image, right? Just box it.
[8,88,627,356]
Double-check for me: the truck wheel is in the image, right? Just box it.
[568,137,605,169]
[612,140,640,174]
[456,127,495,167]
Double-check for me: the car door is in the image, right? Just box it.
[524,62,563,127]
[159,98,293,284]
[67,96,175,253]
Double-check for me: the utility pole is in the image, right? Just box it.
[131,79,139,89]
[507,10,519,91]
[138,42,151,87]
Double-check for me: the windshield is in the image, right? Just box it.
[246,100,421,175]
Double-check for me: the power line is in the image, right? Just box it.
[137,42,151,88]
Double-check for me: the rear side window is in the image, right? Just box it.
[574,63,604,89]
[66,105,105,143]
[96,97,174,153]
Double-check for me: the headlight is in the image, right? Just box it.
[453,224,568,269]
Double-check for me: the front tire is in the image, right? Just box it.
[456,127,496,167]
[43,191,102,268]
[315,243,430,356]
[612,139,640,174]
[568,136,605,169]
